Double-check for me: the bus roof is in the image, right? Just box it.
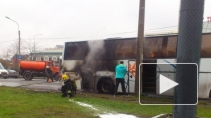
[64,32,211,43]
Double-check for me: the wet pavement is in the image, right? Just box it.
[0,77,62,91]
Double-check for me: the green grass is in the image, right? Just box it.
[1,86,211,118]
[0,86,94,118]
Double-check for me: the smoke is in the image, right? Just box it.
[82,40,105,72]
[87,40,105,62]
[80,40,105,90]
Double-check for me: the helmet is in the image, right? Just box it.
[62,74,68,81]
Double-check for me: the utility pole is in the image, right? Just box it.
[135,0,145,95]
[173,0,204,117]
[5,16,21,61]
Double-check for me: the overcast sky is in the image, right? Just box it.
[0,0,210,55]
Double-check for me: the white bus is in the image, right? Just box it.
[61,32,211,98]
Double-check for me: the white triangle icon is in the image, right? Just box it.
[159,74,179,94]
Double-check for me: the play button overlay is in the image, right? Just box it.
[139,62,198,105]
[159,74,178,94]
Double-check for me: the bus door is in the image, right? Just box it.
[125,60,136,93]
[142,60,157,94]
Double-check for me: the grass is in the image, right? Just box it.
[0,86,94,118]
[0,86,211,118]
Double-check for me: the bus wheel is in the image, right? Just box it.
[23,72,33,80]
[100,79,114,94]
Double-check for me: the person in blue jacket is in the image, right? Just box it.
[115,61,126,95]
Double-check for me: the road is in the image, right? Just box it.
[0,77,62,91]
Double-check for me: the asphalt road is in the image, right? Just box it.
[0,77,62,91]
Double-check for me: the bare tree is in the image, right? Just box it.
[22,39,34,56]
[0,49,12,60]
[22,39,44,60]
[7,38,43,61]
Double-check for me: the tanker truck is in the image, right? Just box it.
[19,60,60,80]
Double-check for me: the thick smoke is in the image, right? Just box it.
[81,40,105,90]
[82,40,105,72]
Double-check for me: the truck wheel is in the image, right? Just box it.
[99,79,114,94]
[24,72,32,80]
[4,77,7,79]
[54,73,59,81]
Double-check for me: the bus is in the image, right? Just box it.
[61,32,211,98]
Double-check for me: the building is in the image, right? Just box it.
[28,45,63,65]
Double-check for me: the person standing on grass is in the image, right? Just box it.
[115,61,127,95]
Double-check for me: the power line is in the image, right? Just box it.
[3,26,181,41]
[36,26,180,40]
[0,40,15,43]
[39,37,78,39]
[34,31,137,40]
[145,26,178,31]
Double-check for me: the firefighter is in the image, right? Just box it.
[45,66,54,82]
[61,74,73,98]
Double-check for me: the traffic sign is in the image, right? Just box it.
[17,55,22,60]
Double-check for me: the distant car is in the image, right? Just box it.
[7,69,19,78]
[0,63,9,79]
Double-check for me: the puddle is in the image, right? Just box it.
[69,99,99,110]
[99,113,139,118]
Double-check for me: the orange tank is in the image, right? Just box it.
[20,60,46,72]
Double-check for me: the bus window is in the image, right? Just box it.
[144,36,177,59]
[144,37,163,58]
[166,36,177,57]
[102,40,115,59]
[64,42,89,60]
[201,34,211,57]
[114,39,136,59]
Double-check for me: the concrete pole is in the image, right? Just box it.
[173,0,204,117]
[5,16,21,61]
[135,0,145,95]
